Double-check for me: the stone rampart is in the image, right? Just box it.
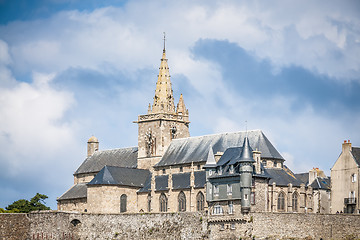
[1,211,360,240]
[0,213,30,240]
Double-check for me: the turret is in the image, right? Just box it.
[203,147,217,202]
[87,136,99,157]
[238,137,255,213]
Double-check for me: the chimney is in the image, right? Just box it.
[87,136,99,157]
[342,139,352,154]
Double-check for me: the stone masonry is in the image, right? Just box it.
[1,211,360,240]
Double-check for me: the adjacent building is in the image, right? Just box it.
[331,140,360,213]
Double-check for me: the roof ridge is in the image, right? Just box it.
[170,129,263,142]
[95,146,138,152]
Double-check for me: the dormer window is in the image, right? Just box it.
[218,166,222,175]
[229,165,234,174]
[209,169,213,176]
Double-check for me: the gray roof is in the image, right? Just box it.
[75,147,138,175]
[294,172,330,190]
[352,147,360,166]
[139,171,206,192]
[155,130,284,167]
[88,166,150,188]
[194,171,206,188]
[57,183,87,201]
[155,175,168,191]
[173,172,191,190]
[266,167,303,187]
[310,177,331,190]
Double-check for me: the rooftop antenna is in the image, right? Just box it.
[163,32,166,52]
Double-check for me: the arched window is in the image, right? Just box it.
[196,192,204,211]
[178,191,186,212]
[292,192,298,212]
[277,191,285,211]
[120,194,127,213]
[147,193,151,212]
[159,193,167,212]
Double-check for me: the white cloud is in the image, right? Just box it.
[0,71,76,175]
[0,1,358,81]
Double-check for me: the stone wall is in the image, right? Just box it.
[2,211,360,240]
[209,212,360,240]
[0,213,30,240]
[29,211,207,240]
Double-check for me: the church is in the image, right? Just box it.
[57,41,330,215]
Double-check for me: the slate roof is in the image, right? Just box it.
[173,172,191,190]
[194,171,206,188]
[57,183,87,201]
[155,130,283,167]
[266,168,303,187]
[75,147,138,175]
[352,147,360,166]
[155,175,168,191]
[294,173,309,185]
[88,166,150,188]
[294,172,330,190]
[310,177,331,190]
[138,171,206,192]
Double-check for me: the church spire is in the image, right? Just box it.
[151,34,175,113]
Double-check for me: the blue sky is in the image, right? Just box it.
[0,0,359,210]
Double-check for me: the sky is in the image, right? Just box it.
[0,0,359,210]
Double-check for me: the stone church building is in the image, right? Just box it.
[57,42,330,215]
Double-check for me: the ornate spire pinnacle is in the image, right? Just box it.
[151,35,175,113]
[176,94,187,115]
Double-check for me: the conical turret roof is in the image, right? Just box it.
[238,136,255,163]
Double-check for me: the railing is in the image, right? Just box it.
[344,198,356,205]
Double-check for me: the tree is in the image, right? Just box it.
[4,193,50,213]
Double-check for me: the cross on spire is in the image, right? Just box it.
[163,32,166,52]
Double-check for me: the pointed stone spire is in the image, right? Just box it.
[239,137,255,163]
[151,34,175,114]
[147,103,152,114]
[176,94,187,115]
[204,147,217,168]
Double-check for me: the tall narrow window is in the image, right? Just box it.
[277,191,285,211]
[227,184,232,195]
[228,201,234,214]
[352,174,357,183]
[214,185,219,196]
[147,194,151,212]
[196,192,205,211]
[250,192,255,205]
[159,193,168,212]
[120,194,127,213]
[292,192,298,212]
[178,191,186,212]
